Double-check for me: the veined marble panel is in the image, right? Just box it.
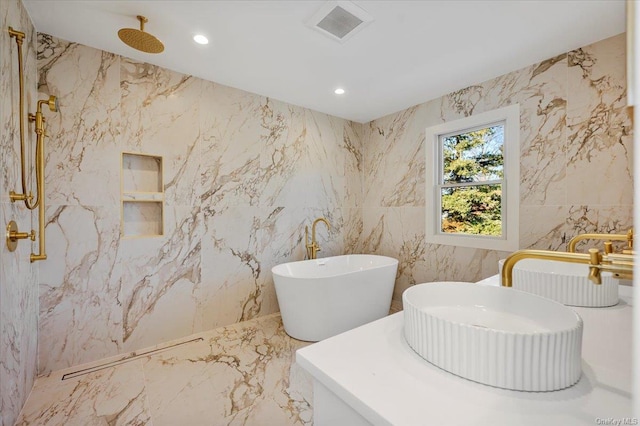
[341,206,364,254]
[566,205,634,251]
[37,34,121,208]
[198,205,262,330]
[515,56,568,206]
[199,81,266,214]
[200,83,350,214]
[566,34,633,206]
[361,207,428,299]
[120,59,203,207]
[363,104,429,208]
[38,204,122,374]
[519,205,570,251]
[1,203,38,426]
[1,0,39,424]
[302,110,346,210]
[119,205,202,352]
[260,99,312,206]
[198,202,349,335]
[440,54,568,206]
[343,120,363,210]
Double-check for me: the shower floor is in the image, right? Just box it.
[15,313,313,425]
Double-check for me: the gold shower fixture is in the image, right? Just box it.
[118,15,164,54]
[6,26,58,261]
[7,26,35,208]
[28,95,59,262]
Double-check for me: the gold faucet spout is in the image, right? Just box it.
[501,250,593,287]
[567,228,633,253]
[305,217,331,259]
[311,217,330,246]
[501,248,634,287]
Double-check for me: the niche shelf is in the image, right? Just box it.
[121,152,164,238]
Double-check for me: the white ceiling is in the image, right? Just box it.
[23,0,626,123]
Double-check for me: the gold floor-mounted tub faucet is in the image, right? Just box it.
[305,217,331,260]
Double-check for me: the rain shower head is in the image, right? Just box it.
[118,15,164,54]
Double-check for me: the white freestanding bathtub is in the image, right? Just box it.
[272,254,398,341]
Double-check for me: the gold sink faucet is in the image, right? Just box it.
[305,217,331,260]
[567,228,633,253]
[501,248,634,287]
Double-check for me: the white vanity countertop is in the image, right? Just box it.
[296,278,633,426]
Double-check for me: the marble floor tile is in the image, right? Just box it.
[142,314,312,426]
[15,360,152,426]
[16,314,312,426]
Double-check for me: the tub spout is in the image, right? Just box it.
[305,217,331,259]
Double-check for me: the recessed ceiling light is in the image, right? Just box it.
[334,88,345,95]
[193,34,209,45]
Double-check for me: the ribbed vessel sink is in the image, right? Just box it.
[403,282,583,391]
[500,259,619,307]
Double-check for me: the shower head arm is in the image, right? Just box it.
[38,95,58,113]
[137,15,148,31]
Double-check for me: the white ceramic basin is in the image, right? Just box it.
[403,282,583,392]
[499,258,619,307]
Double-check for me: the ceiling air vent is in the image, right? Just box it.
[307,1,373,43]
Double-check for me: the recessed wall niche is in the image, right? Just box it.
[121,152,164,238]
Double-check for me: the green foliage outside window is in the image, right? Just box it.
[440,125,504,236]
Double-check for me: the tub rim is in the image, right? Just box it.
[271,254,398,279]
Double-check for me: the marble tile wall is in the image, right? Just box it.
[0,0,39,425]
[362,33,633,300]
[37,34,361,373]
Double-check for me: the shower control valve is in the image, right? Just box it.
[6,220,35,252]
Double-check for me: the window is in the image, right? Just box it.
[425,105,519,251]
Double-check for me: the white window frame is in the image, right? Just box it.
[425,104,520,251]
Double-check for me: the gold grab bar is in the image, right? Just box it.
[29,96,58,262]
